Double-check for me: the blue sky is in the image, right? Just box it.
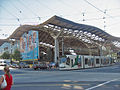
[0,0,120,39]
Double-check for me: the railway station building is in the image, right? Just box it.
[0,15,120,64]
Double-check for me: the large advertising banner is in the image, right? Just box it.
[20,30,39,60]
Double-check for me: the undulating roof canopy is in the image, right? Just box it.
[0,15,120,47]
[41,15,120,42]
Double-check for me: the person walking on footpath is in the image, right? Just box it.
[0,66,13,90]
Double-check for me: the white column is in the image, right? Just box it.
[62,37,64,56]
[54,38,58,63]
[57,39,59,60]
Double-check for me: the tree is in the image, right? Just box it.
[12,49,22,62]
[0,51,10,59]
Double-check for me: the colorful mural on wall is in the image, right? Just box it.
[20,30,39,60]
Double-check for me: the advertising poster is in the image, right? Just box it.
[20,30,39,60]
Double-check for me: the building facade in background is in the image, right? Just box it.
[0,42,10,55]
[0,41,19,56]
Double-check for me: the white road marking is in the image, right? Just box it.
[85,78,120,90]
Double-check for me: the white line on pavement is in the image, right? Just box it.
[85,78,120,90]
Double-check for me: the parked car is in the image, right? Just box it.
[32,64,40,70]
[11,64,19,68]
[19,63,29,68]
[32,63,49,70]
[39,63,48,69]
[7,63,12,67]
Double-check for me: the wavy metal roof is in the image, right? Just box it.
[42,15,120,42]
[0,15,120,46]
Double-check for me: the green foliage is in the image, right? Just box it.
[0,51,10,59]
[12,49,22,61]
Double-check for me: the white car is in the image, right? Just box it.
[0,61,6,66]
[59,63,66,68]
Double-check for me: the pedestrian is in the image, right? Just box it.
[0,66,13,90]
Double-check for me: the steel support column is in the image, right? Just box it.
[62,37,64,56]
[54,38,59,63]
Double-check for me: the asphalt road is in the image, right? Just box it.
[0,63,120,90]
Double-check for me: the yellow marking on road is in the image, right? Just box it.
[63,84,71,87]
[61,84,71,89]
[64,80,72,82]
[74,85,84,90]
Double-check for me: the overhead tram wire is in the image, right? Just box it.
[1,2,120,21]
[0,5,21,26]
[0,5,19,19]
[107,7,120,11]
[18,0,41,22]
[0,17,17,20]
[58,0,87,18]
[56,0,120,20]
[36,0,60,16]
[83,0,120,33]
[58,0,108,23]
[9,0,29,23]
[9,1,22,14]
[0,24,20,26]
[77,12,120,22]
[84,0,113,18]
[103,10,107,31]
[2,1,42,21]
[0,15,120,27]
[107,20,120,27]
[57,0,76,10]
[1,2,120,27]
